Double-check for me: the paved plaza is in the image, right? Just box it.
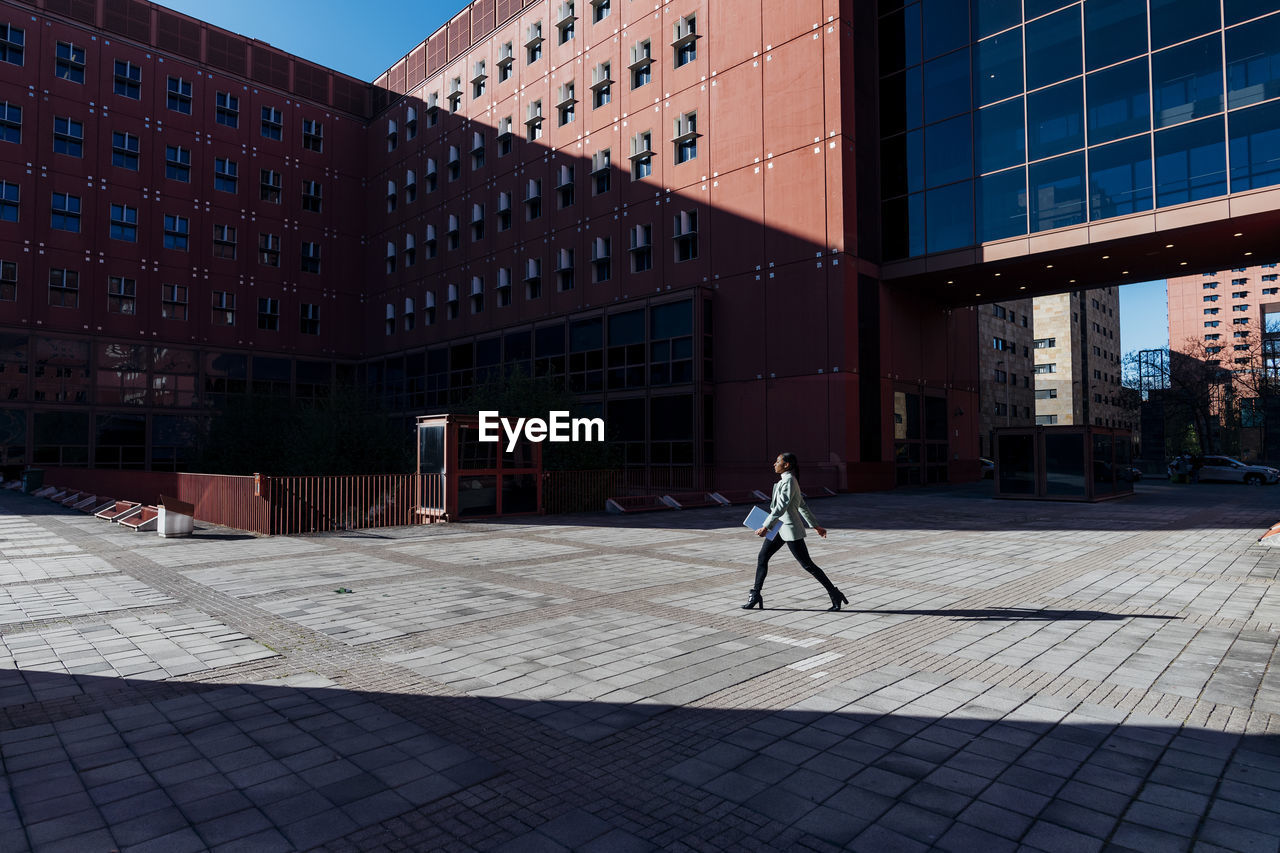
[1,482,1278,852]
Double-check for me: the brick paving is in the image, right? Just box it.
[1,482,1279,852]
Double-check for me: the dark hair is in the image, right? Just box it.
[779,452,799,475]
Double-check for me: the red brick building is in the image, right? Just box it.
[0,0,984,489]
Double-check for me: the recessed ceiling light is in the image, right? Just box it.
[994,273,1001,277]
[1245,252,1253,256]
[946,280,954,284]
[1165,244,1174,248]
[1046,264,1054,269]
[1122,270,1129,274]
[1102,255,1110,259]
[1180,261,1187,266]
[1069,279,1076,283]
[1235,233,1243,237]
[1019,285,1026,290]
[975,292,982,297]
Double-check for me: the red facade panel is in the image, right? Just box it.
[102,0,150,43]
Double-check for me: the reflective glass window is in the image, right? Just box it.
[1150,0,1220,51]
[1152,36,1224,128]
[881,194,925,259]
[1025,6,1081,91]
[1225,0,1277,26]
[1087,59,1151,144]
[1084,0,1147,71]
[923,48,971,123]
[1028,78,1084,160]
[973,0,1020,39]
[925,181,973,253]
[1226,14,1280,109]
[977,166,1027,241]
[882,129,924,196]
[879,3,921,74]
[1228,99,1280,191]
[1154,115,1226,205]
[922,0,968,60]
[880,67,923,135]
[976,97,1026,173]
[1089,135,1153,219]
[974,30,1023,106]
[1025,0,1075,20]
[1029,152,1086,231]
[925,115,972,187]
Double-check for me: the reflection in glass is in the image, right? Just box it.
[974,0,1020,39]
[997,433,1035,494]
[1085,0,1147,71]
[1228,99,1280,192]
[923,48,971,123]
[1045,432,1086,496]
[1086,59,1151,145]
[1089,136,1154,219]
[978,167,1027,242]
[1025,6,1081,91]
[1226,14,1280,109]
[880,67,924,134]
[881,194,926,260]
[1092,433,1115,496]
[1152,36,1224,128]
[974,30,1023,106]
[1028,78,1084,161]
[1225,0,1277,25]
[458,474,498,517]
[1030,152,1086,231]
[1154,116,1226,206]
[922,0,968,60]
[926,181,973,253]
[878,4,921,74]
[976,98,1025,173]
[1150,0,1220,51]
[925,115,972,187]
[881,130,924,196]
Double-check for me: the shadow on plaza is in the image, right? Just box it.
[2,667,1278,852]
[759,607,1183,623]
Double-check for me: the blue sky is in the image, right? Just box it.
[154,0,1172,356]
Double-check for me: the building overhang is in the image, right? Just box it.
[882,185,1280,308]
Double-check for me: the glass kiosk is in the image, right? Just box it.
[993,426,1135,501]
[416,414,542,520]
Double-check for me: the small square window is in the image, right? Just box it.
[215,91,239,127]
[166,76,192,114]
[55,42,85,83]
[261,106,283,140]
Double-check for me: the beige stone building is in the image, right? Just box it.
[1032,288,1128,428]
[978,299,1035,458]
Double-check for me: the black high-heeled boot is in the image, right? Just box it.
[827,589,849,611]
[741,589,763,610]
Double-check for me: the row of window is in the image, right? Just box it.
[388,9,695,145]
[383,210,697,277]
[0,265,319,333]
[1,116,328,204]
[0,24,326,148]
[989,303,1029,326]
[1204,318,1253,327]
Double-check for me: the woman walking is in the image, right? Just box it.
[743,452,848,611]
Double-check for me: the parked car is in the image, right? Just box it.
[1197,456,1280,485]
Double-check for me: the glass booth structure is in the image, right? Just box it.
[416,414,542,520]
[994,425,1135,501]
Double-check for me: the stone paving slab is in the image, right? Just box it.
[0,482,1278,852]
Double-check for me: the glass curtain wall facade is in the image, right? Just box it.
[879,0,1280,260]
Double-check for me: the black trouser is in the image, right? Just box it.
[754,535,837,595]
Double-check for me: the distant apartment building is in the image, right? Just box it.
[978,299,1034,457]
[1168,264,1280,362]
[1032,289,1128,428]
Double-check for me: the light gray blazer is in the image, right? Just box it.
[761,471,820,541]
